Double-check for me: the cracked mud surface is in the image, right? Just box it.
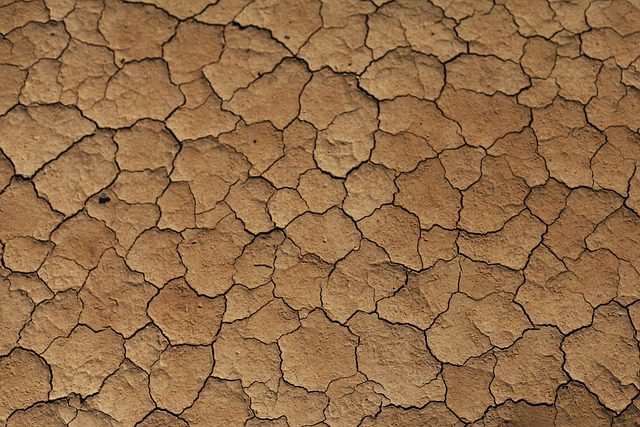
[1,0,640,425]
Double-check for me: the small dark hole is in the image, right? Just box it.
[99,195,110,204]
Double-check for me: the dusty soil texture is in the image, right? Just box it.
[2,0,640,426]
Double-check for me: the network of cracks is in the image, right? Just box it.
[2,0,640,426]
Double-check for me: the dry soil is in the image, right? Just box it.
[1,0,640,426]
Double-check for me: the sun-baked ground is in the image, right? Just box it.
[1,0,640,426]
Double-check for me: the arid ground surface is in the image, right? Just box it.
[2,0,640,425]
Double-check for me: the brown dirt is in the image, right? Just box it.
[1,0,640,425]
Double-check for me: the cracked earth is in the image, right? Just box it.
[1,0,640,426]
